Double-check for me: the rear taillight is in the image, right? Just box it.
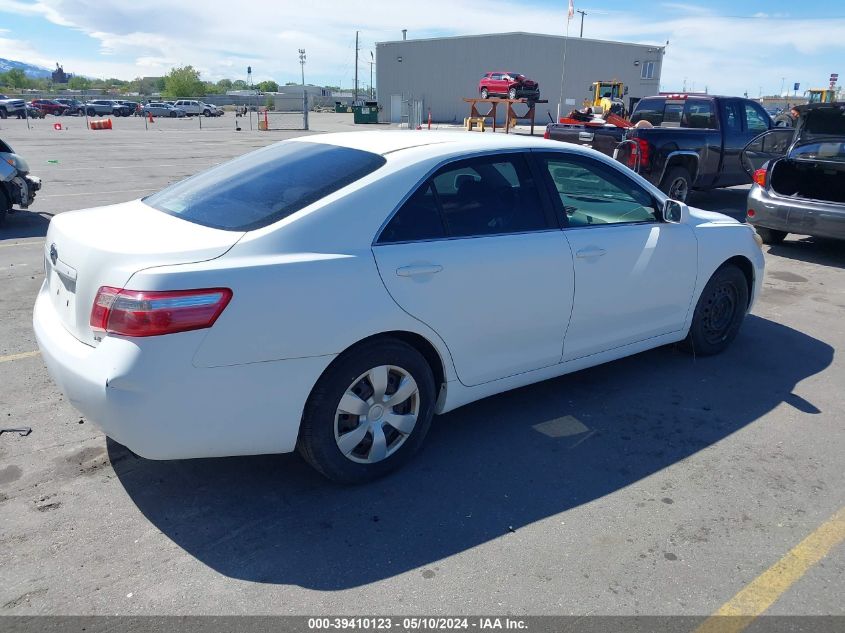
[753,168,767,187]
[626,138,650,170]
[90,287,232,337]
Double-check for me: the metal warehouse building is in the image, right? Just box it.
[376,32,664,125]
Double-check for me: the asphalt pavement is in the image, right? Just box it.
[0,113,842,617]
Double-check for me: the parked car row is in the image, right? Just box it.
[0,97,225,118]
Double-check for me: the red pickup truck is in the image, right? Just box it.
[478,72,539,100]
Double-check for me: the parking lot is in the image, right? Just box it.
[1,113,843,617]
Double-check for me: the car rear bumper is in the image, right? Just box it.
[747,184,845,240]
[33,281,335,460]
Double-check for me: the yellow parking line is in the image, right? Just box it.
[0,350,40,364]
[694,506,845,633]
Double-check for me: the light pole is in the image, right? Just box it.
[576,10,586,37]
[299,49,308,130]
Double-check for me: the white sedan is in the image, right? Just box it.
[34,131,764,483]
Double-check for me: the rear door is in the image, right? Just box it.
[373,152,574,386]
[535,151,697,360]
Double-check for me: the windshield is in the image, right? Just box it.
[144,141,387,231]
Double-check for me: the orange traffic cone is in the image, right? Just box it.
[104,118,112,130]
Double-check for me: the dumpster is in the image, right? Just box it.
[353,101,379,124]
[335,102,351,113]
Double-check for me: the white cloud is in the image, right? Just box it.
[1,1,842,95]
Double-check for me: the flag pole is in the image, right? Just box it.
[557,2,573,122]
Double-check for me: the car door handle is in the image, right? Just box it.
[396,265,443,277]
[575,247,607,259]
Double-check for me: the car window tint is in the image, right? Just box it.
[745,103,770,133]
[431,155,549,238]
[378,183,445,243]
[145,142,386,231]
[630,99,666,126]
[662,102,684,127]
[684,100,716,129]
[542,155,657,227]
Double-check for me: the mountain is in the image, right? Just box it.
[0,58,53,79]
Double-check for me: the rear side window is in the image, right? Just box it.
[630,99,666,125]
[145,142,386,231]
[685,100,716,128]
[378,154,550,243]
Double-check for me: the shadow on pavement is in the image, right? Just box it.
[688,187,750,222]
[767,237,845,270]
[109,315,832,590]
[0,210,52,240]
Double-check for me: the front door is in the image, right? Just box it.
[534,151,698,361]
[373,152,574,386]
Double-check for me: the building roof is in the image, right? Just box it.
[376,31,664,51]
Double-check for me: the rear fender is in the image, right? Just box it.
[660,151,700,185]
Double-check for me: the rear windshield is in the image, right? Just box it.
[144,141,386,231]
[631,98,716,129]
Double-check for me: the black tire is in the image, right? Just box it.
[681,263,749,356]
[170,111,177,118]
[755,226,787,245]
[203,109,211,116]
[0,109,6,120]
[508,87,517,100]
[298,338,437,484]
[480,88,489,99]
[0,187,11,228]
[661,166,692,203]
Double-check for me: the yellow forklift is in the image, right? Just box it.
[584,80,628,117]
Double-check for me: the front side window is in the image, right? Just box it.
[744,103,770,133]
[145,141,386,231]
[541,155,657,227]
[378,154,550,243]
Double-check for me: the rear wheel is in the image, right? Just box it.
[662,166,692,203]
[508,87,517,100]
[755,226,787,245]
[0,108,6,119]
[681,263,749,356]
[170,111,177,118]
[480,88,489,99]
[298,339,436,483]
[0,188,11,227]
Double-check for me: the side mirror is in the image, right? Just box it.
[663,199,688,223]
[624,86,629,95]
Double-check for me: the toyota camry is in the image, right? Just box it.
[34,131,764,483]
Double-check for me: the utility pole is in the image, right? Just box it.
[369,51,375,100]
[299,49,308,131]
[354,31,359,103]
[576,10,586,37]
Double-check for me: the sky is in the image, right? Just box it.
[0,0,842,96]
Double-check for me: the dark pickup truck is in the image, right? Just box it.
[544,94,776,202]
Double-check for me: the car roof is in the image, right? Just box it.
[296,130,557,158]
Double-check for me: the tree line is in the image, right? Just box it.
[0,65,334,97]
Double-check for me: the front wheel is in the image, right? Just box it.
[170,111,177,118]
[480,88,489,99]
[680,263,749,356]
[661,166,692,203]
[0,109,6,120]
[755,226,787,245]
[298,339,436,483]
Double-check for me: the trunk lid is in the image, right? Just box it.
[44,200,243,346]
